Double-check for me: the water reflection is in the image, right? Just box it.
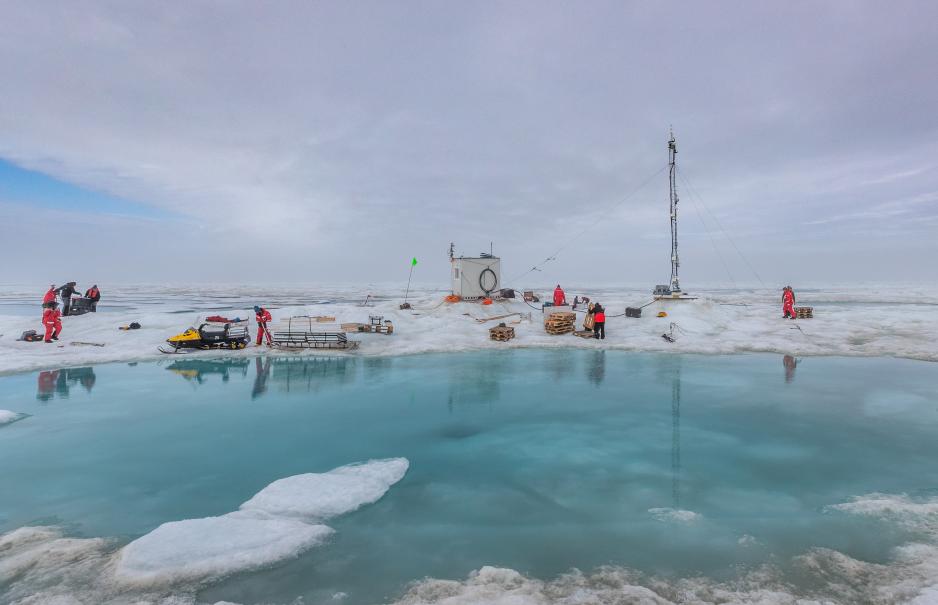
[267,357,356,394]
[160,356,360,399]
[36,367,96,401]
[446,352,515,410]
[671,360,681,509]
[587,350,606,386]
[783,355,799,384]
[165,359,250,384]
[252,357,272,399]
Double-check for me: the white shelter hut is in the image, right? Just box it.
[450,246,501,300]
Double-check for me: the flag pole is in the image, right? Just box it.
[401,257,417,309]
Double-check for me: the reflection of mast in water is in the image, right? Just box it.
[671,362,681,509]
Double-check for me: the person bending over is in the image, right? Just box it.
[254,306,273,346]
[84,285,101,311]
[56,282,79,316]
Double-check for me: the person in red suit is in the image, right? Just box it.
[782,286,796,319]
[592,303,606,340]
[254,306,272,346]
[43,285,57,307]
[43,302,62,343]
[553,284,566,307]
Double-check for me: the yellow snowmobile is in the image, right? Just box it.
[160,319,250,354]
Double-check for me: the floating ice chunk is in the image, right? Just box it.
[116,458,408,584]
[239,457,409,521]
[737,534,759,547]
[116,513,333,583]
[647,507,701,523]
[0,410,23,426]
[826,493,938,533]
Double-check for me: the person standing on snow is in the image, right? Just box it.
[42,285,57,309]
[56,282,79,316]
[254,306,272,346]
[592,303,606,340]
[84,285,101,311]
[782,286,796,319]
[42,301,62,343]
[553,284,566,307]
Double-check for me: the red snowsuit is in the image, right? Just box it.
[43,288,56,305]
[255,308,272,345]
[43,307,62,342]
[782,290,796,319]
[553,286,566,307]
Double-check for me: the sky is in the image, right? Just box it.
[1,1,937,288]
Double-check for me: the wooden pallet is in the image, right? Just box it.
[795,306,813,319]
[489,326,515,342]
[544,311,576,335]
[573,330,596,339]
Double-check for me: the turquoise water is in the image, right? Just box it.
[1,351,937,603]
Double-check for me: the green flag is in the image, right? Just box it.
[411,257,418,266]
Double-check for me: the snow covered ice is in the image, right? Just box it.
[1,283,936,375]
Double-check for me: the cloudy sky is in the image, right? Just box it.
[1,1,936,287]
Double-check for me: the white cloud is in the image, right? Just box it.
[0,1,937,283]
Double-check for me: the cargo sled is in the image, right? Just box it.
[270,316,360,350]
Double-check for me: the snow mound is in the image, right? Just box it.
[0,409,23,425]
[240,457,409,521]
[117,514,333,583]
[115,457,407,584]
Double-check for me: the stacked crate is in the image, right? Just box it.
[489,325,515,342]
[794,306,813,319]
[544,311,576,335]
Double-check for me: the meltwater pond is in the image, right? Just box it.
[1,350,938,604]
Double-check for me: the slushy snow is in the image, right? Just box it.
[1,283,936,376]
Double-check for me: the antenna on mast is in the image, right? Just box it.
[653,128,696,300]
[668,128,681,294]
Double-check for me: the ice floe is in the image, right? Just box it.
[1,283,936,376]
[240,458,409,521]
[116,515,333,583]
[647,507,702,523]
[0,458,408,604]
[0,409,23,426]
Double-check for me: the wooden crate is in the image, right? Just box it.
[489,326,515,342]
[795,306,813,319]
